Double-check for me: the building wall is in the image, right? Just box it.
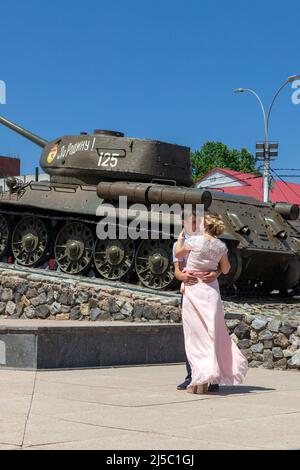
[196,170,246,188]
[0,156,20,178]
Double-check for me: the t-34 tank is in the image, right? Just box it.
[0,113,300,293]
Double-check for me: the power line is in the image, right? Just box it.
[269,170,291,202]
[274,168,300,171]
[271,168,300,200]
[270,175,300,178]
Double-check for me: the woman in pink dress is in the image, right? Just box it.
[176,213,248,394]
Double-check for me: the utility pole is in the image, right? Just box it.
[234,75,300,203]
[256,142,278,202]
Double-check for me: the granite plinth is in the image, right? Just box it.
[0,320,185,370]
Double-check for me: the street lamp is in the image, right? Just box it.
[233,75,300,203]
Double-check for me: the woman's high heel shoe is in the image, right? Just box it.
[187,383,209,394]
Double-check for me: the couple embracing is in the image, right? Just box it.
[173,211,248,394]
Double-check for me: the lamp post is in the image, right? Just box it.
[233,75,300,203]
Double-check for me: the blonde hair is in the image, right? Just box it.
[204,213,225,237]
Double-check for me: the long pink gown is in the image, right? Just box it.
[181,235,248,387]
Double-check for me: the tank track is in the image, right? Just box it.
[0,208,176,291]
[0,209,298,299]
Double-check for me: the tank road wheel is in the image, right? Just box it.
[94,239,135,280]
[54,222,94,275]
[135,239,176,290]
[12,216,49,267]
[0,214,11,257]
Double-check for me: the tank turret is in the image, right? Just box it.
[0,115,192,187]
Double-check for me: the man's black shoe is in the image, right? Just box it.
[208,384,220,392]
[177,378,191,390]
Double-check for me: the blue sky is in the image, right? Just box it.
[1,0,300,182]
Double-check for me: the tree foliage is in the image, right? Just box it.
[191,141,261,182]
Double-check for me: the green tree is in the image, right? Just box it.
[191,141,260,183]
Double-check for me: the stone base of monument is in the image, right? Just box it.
[0,320,185,370]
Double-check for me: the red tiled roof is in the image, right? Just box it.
[197,168,300,205]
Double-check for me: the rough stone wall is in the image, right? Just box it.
[225,313,300,370]
[0,269,300,371]
[0,271,181,323]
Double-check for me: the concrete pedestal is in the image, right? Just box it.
[0,320,185,370]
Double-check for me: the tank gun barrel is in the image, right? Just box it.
[0,115,48,148]
[97,181,212,210]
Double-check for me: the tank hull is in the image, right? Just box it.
[0,180,300,292]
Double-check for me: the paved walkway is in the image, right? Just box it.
[0,365,299,450]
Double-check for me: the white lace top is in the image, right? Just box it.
[184,235,228,271]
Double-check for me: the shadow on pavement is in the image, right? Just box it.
[216,385,275,395]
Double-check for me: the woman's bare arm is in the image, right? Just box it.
[174,261,185,281]
[175,243,189,258]
[174,261,198,284]
[175,231,190,258]
[219,254,231,275]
